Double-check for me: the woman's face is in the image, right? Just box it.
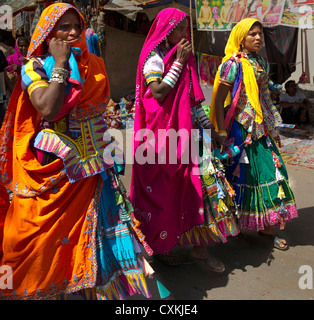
[241,25,263,53]
[167,18,188,47]
[53,10,82,42]
[18,39,28,56]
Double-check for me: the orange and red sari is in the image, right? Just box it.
[0,3,150,300]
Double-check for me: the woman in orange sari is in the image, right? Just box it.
[0,3,150,300]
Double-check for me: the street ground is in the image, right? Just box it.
[118,130,314,301]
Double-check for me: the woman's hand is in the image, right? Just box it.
[176,39,192,64]
[215,134,227,153]
[49,38,70,68]
[12,64,21,72]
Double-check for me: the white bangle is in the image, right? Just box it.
[162,60,183,89]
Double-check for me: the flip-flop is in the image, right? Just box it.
[153,253,182,266]
[258,231,289,251]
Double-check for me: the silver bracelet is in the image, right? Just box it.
[52,67,69,78]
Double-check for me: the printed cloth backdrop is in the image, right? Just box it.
[195,0,313,30]
[197,53,223,86]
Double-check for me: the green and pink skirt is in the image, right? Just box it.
[226,121,298,231]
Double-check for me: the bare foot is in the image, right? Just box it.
[191,246,225,273]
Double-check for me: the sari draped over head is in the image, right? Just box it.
[209,18,263,131]
[6,37,26,74]
[130,8,207,254]
[0,3,115,299]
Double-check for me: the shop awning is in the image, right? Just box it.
[0,0,37,13]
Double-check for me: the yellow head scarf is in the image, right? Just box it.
[209,18,263,130]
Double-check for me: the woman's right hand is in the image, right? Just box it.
[49,38,70,67]
[176,39,192,64]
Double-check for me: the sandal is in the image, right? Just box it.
[153,252,182,266]
[258,231,289,251]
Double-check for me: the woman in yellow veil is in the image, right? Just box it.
[209,18,297,250]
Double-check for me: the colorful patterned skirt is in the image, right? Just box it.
[178,128,240,246]
[78,171,151,300]
[226,121,298,231]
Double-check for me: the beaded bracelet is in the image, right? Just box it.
[52,67,69,78]
[49,67,69,85]
[49,73,67,85]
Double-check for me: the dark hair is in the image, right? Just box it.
[17,37,29,46]
[285,80,296,90]
[250,21,263,30]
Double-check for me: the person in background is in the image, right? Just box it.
[279,80,311,129]
[5,37,29,95]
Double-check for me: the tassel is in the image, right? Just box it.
[275,167,284,181]
[239,149,249,164]
[142,241,154,256]
[279,202,288,229]
[124,198,134,214]
[277,185,285,200]
[115,191,123,205]
[272,151,282,167]
[244,132,252,146]
[156,280,170,299]
[218,198,228,215]
[220,174,236,197]
[142,257,155,278]
[119,207,130,222]
[216,180,225,199]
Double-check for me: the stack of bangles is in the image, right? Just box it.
[162,59,183,88]
[217,130,227,137]
[196,107,212,128]
[49,67,69,85]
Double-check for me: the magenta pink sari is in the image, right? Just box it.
[6,37,25,75]
[130,9,212,254]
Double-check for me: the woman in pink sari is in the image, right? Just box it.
[6,37,28,74]
[130,8,239,272]
[6,37,29,94]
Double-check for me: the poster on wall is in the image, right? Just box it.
[280,0,314,28]
[195,0,286,30]
[197,53,223,86]
[195,0,234,30]
[244,0,285,24]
